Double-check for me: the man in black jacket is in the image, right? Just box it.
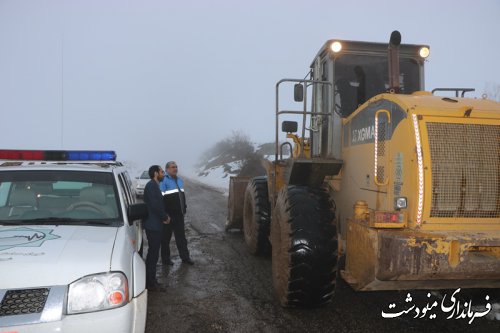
[160,161,193,265]
[143,165,170,291]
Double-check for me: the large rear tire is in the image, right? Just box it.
[271,185,337,307]
[243,177,271,255]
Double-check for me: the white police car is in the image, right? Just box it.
[0,150,148,333]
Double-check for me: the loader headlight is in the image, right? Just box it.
[330,41,342,53]
[67,272,129,314]
[419,47,430,58]
[395,197,407,210]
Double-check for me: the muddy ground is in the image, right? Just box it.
[143,179,500,333]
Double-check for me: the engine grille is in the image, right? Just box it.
[426,122,500,218]
[0,288,49,316]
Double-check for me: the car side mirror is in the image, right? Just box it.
[294,83,304,102]
[128,203,148,225]
[282,121,298,133]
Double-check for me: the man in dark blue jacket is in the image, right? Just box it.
[143,165,170,291]
[160,161,193,265]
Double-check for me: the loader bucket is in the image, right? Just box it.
[225,176,251,230]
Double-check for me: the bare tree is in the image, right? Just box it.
[197,130,256,170]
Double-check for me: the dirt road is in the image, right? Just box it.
[144,179,500,333]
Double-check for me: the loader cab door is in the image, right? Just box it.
[311,56,343,159]
[312,58,332,158]
[311,57,322,157]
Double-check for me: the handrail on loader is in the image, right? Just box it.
[275,78,332,163]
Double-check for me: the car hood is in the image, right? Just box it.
[0,225,118,289]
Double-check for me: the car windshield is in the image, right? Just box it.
[139,171,149,179]
[0,170,121,225]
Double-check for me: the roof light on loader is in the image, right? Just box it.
[419,46,430,58]
[330,41,342,53]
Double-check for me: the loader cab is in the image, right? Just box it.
[310,39,429,158]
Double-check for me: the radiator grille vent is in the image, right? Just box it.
[0,288,49,316]
[427,122,500,218]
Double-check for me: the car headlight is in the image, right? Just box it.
[67,272,129,314]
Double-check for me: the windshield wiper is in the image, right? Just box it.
[0,220,24,225]
[20,217,111,226]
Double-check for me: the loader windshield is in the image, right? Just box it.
[334,55,421,117]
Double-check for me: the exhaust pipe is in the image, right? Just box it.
[388,30,401,93]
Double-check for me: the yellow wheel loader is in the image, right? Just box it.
[226,31,500,307]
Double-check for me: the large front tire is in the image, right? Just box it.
[272,185,337,307]
[243,177,271,255]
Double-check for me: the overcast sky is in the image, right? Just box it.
[1,0,499,174]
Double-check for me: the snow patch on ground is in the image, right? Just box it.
[184,164,233,196]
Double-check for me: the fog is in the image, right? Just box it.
[1,0,499,175]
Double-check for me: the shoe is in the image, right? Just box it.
[162,259,174,266]
[182,258,194,265]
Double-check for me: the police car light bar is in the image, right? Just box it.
[0,150,117,161]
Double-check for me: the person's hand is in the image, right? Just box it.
[163,217,171,225]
